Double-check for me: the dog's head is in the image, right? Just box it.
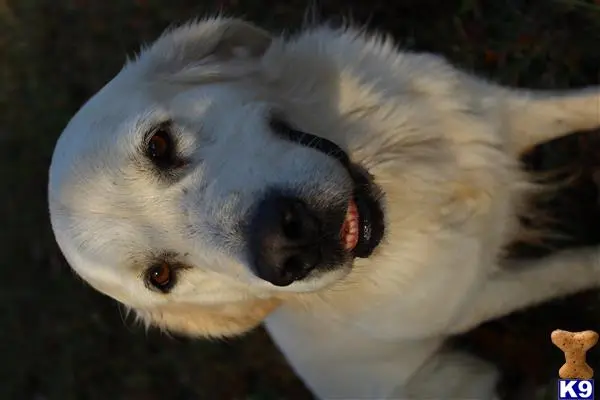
[48,18,385,337]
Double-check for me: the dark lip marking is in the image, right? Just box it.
[269,118,351,167]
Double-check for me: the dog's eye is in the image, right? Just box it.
[148,131,170,158]
[146,262,174,292]
[146,125,178,168]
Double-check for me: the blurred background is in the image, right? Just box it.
[1,0,599,399]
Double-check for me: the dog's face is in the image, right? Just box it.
[48,18,385,336]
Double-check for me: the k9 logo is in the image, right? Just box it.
[558,380,594,400]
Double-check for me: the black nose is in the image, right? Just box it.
[248,195,322,286]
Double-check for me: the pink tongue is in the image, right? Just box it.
[341,200,359,251]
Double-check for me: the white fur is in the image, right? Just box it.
[48,17,600,399]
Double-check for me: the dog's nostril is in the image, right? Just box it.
[283,255,306,275]
[282,217,302,240]
[281,201,311,240]
[275,254,316,286]
[275,256,305,285]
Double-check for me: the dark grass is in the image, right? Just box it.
[1,0,599,399]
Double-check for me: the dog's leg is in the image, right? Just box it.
[505,88,600,154]
[448,247,600,334]
[397,347,502,400]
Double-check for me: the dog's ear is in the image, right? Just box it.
[133,17,273,82]
[134,297,282,338]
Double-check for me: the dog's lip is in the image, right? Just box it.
[345,163,385,258]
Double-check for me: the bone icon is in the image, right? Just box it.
[551,329,598,379]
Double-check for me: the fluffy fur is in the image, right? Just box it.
[48,17,600,399]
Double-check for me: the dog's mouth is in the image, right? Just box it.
[343,163,385,258]
[271,117,385,260]
[341,200,360,251]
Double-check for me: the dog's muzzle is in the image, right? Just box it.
[245,118,385,287]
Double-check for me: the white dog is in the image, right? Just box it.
[48,17,600,399]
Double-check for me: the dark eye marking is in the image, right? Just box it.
[144,122,184,169]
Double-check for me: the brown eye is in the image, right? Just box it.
[146,126,177,168]
[146,262,174,292]
[149,131,169,157]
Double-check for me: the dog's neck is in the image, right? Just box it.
[253,28,530,338]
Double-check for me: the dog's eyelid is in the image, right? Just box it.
[142,120,176,144]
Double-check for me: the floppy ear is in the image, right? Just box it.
[134,298,282,338]
[133,17,273,82]
[504,87,600,155]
